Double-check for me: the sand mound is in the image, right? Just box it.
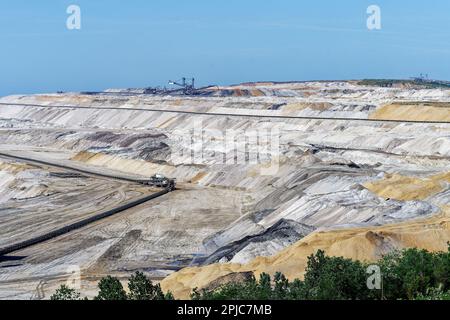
[369,102,450,122]
[161,207,450,299]
[364,172,450,201]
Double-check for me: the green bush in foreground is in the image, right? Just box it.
[51,272,174,301]
[95,276,127,300]
[415,287,450,300]
[50,285,81,301]
[128,271,168,300]
[378,247,450,300]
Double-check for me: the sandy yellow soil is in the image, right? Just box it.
[364,172,450,201]
[369,102,450,122]
[161,206,450,299]
[0,161,34,174]
[72,151,174,176]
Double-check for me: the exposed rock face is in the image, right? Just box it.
[0,81,448,299]
[202,219,316,265]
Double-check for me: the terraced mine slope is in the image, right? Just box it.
[0,81,448,299]
[161,206,450,298]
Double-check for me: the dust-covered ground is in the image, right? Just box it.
[0,81,448,299]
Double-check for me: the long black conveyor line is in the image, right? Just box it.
[0,188,171,257]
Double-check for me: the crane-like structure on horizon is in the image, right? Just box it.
[168,77,196,95]
[411,73,429,83]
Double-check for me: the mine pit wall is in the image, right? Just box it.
[0,98,448,221]
[0,87,448,290]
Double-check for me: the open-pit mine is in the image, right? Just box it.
[0,81,449,299]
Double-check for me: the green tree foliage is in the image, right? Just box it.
[301,250,373,300]
[128,271,166,300]
[191,272,307,300]
[51,272,175,300]
[164,291,175,300]
[50,285,81,300]
[379,246,450,300]
[95,276,127,300]
[415,287,450,300]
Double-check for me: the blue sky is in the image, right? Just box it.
[0,0,449,96]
